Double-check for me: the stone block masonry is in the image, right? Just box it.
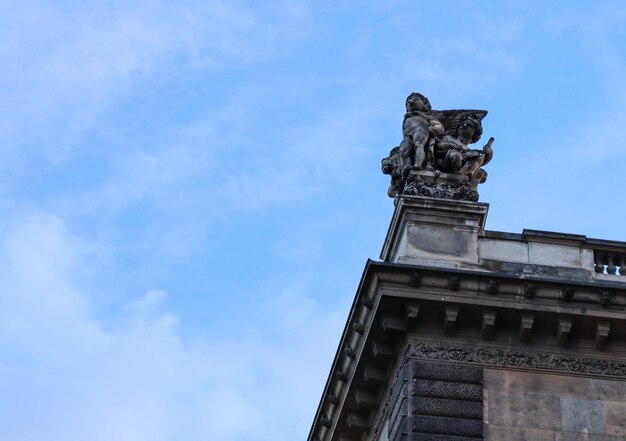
[484,369,626,439]
[387,359,483,441]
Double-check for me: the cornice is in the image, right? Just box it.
[308,261,626,441]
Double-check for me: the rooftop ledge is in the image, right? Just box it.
[381,196,626,284]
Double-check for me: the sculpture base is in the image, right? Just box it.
[402,170,479,202]
[381,195,489,264]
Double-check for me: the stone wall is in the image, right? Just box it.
[484,369,626,440]
[384,359,483,441]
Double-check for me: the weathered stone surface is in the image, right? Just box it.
[482,369,502,392]
[410,397,482,419]
[555,433,625,441]
[388,398,407,441]
[488,391,561,430]
[591,378,626,401]
[501,370,594,398]
[604,401,626,437]
[528,242,582,267]
[560,397,604,434]
[386,367,408,441]
[382,197,487,265]
[407,224,469,258]
[410,415,482,437]
[482,369,626,440]
[411,379,482,401]
[408,361,482,384]
[404,360,484,439]
[406,434,482,441]
[478,239,529,264]
[484,426,554,441]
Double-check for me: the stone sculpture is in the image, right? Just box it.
[382,93,494,201]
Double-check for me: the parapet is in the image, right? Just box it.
[382,196,626,287]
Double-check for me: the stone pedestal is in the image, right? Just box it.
[381,196,488,268]
[403,169,480,202]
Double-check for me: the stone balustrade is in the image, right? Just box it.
[594,250,626,275]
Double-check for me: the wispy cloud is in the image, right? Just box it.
[0,1,315,165]
[0,214,344,441]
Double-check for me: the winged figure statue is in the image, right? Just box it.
[382,93,494,201]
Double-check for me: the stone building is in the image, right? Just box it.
[307,94,626,440]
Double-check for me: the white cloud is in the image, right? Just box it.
[0,214,344,441]
[0,1,316,166]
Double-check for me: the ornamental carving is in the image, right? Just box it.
[408,342,626,378]
[382,93,494,201]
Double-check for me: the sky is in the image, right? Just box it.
[2,1,626,440]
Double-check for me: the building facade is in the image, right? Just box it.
[308,94,626,440]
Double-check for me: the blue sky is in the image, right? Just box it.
[2,1,626,440]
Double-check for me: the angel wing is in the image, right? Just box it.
[432,109,488,138]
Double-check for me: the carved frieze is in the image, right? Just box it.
[409,342,626,378]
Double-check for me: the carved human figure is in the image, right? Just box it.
[381,93,494,201]
[462,137,493,190]
[434,115,482,172]
[381,146,404,197]
[399,93,444,174]
[434,114,494,189]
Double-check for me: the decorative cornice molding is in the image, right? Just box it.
[409,342,626,379]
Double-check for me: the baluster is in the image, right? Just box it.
[594,252,604,273]
[607,253,617,275]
